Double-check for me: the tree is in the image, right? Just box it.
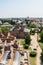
[41,49,43,65]
[40,27,43,32]
[1,26,9,33]
[9,20,15,25]
[40,30,43,42]
[25,19,28,24]
[31,24,36,28]
[25,34,31,45]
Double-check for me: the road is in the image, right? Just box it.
[30,33,42,65]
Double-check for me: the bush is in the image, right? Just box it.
[23,44,29,49]
[30,51,37,57]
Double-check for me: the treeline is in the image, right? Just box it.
[0,19,15,25]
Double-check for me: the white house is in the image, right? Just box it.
[1,22,13,29]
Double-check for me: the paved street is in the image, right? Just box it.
[31,33,42,65]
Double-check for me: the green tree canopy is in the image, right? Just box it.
[23,44,29,49]
[25,34,31,44]
[30,51,37,57]
[31,24,36,28]
[25,19,29,24]
[40,30,43,42]
[1,26,9,33]
[41,49,43,64]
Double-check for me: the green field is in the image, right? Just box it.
[30,57,36,65]
[17,39,25,45]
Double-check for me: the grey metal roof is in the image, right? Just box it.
[3,22,12,26]
[17,20,23,24]
[24,28,30,33]
[10,27,15,31]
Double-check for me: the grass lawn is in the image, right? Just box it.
[18,39,25,45]
[30,57,36,65]
[29,47,32,51]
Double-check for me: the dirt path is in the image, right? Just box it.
[31,33,42,65]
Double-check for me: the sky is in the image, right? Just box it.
[0,0,43,18]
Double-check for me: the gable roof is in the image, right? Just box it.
[3,22,11,25]
[2,22,13,27]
